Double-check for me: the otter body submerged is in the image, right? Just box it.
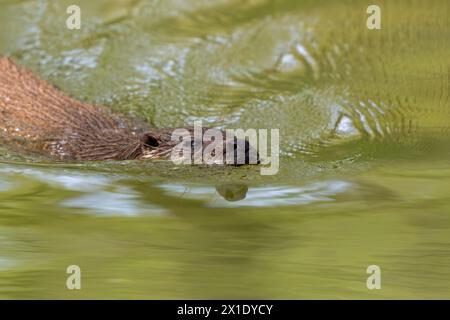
[0,57,253,163]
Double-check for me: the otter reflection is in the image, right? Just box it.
[215,184,249,202]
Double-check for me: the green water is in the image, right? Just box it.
[1,0,450,299]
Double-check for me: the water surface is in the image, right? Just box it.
[0,0,450,299]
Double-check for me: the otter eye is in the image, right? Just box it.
[144,135,159,147]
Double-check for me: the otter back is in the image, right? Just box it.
[0,57,147,160]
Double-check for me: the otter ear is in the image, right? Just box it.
[142,133,159,147]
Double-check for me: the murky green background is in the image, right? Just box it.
[0,0,450,299]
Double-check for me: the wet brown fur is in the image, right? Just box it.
[0,56,191,161]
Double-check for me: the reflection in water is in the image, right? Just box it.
[62,188,168,217]
[223,181,351,207]
[0,164,168,216]
[0,160,450,298]
[0,164,351,214]
[160,181,351,207]
[216,184,248,202]
[0,165,111,191]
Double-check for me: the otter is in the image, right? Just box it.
[0,56,255,163]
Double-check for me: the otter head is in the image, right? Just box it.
[139,129,259,165]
